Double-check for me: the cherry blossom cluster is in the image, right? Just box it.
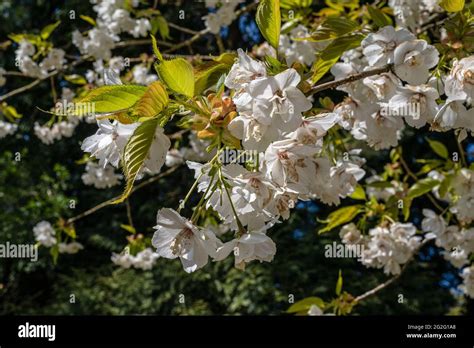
[203,0,244,34]
[33,221,83,255]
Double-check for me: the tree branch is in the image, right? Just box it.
[308,64,393,96]
[353,239,430,303]
[66,165,179,225]
[164,1,258,54]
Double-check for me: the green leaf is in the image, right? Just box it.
[112,119,160,204]
[40,21,61,40]
[426,138,449,159]
[311,34,365,83]
[336,270,343,296]
[310,17,359,42]
[155,58,195,98]
[80,15,96,26]
[406,178,440,200]
[438,175,452,199]
[133,81,169,120]
[50,244,59,265]
[439,0,465,12]
[402,198,412,221]
[151,16,170,40]
[120,224,136,234]
[280,0,312,9]
[367,5,392,29]
[256,0,281,50]
[367,181,393,188]
[194,53,235,95]
[64,74,87,85]
[350,185,366,200]
[319,205,363,234]
[76,85,146,116]
[287,297,325,313]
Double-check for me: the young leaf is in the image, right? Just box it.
[194,53,236,95]
[64,74,87,85]
[40,21,61,40]
[335,270,343,296]
[256,0,281,50]
[439,0,465,12]
[80,15,96,26]
[311,34,365,83]
[426,138,449,159]
[319,205,363,234]
[151,16,170,40]
[76,85,146,115]
[350,185,366,200]
[287,297,325,313]
[367,5,392,29]
[310,17,359,42]
[111,119,160,204]
[133,81,169,120]
[155,58,194,98]
[406,178,440,200]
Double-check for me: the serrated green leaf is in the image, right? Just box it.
[256,0,281,50]
[112,119,160,204]
[133,81,169,120]
[439,0,465,12]
[287,297,325,313]
[319,205,363,234]
[76,85,146,116]
[426,138,449,159]
[41,21,61,40]
[155,58,194,98]
[406,178,440,200]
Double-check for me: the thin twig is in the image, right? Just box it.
[164,1,258,54]
[66,165,179,225]
[0,56,88,103]
[456,136,467,167]
[125,199,134,228]
[115,38,173,48]
[2,71,36,77]
[354,239,430,303]
[399,154,445,212]
[308,65,393,96]
[168,22,198,35]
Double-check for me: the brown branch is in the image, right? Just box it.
[308,64,393,96]
[66,165,179,225]
[354,239,430,303]
[164,1,258,54]
[399,154,445,212]
[168,22,199,35]
[0,56,89,103]
[115,38,173,48]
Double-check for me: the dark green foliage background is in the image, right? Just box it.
[0,0,469,315]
